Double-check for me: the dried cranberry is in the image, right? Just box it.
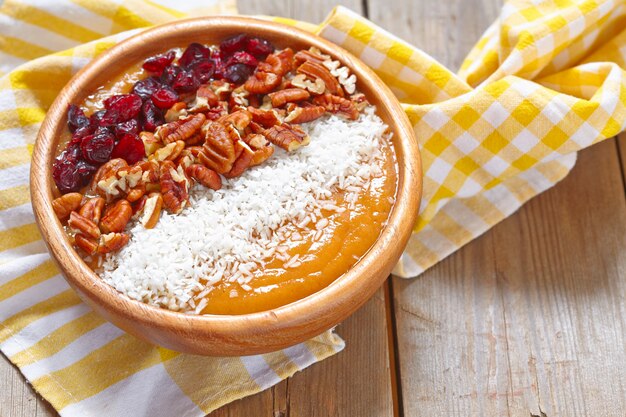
[151,87,178,109]
[222,64,253,84]
[160,65,181,86]
[142,50,175,75]
[101,94,142,125]
[226,51,258,67]
[67,105,90,133]
[140,100,164,132]
[171,70,200,93]
[132,77,162,100]
[80,128,115,164]
[114,119,139,139]
[90,109,107,126]
[111,133,145,164]
[76,160,97,186]
[179,43,212,69]
[190,60,215,83]
[52,157,80,193]
[211,49,225,79]
[247,37,274,58]
[220,34,249,57]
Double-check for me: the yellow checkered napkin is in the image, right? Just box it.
[1,0,625,415]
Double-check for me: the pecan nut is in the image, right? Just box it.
[188,85,219,113]
[90,158,128,196]
[155,113,206,145]
[78,197,105,224]
[268,88,310,108]
[75,234,98,255]
[219,109,252,131]
[294,49,327,66]
[139,192,163,229]
[52,192,83,220]
[140,131,162,156]
[186,164,222,190]
[100,199,133,234]
[297,61,343,96]
[126,184,146,203]
[160,160,189,214]
[284,105,326,124]
[313,93,359,120]
[224,141,254,178]
[199,122,237,174]
[258,48,294,76]
[68,211,100,239]
[244,71,281,94]
[98,232,130,254]
[151,140,185,162]
[247,107,281,128]
[263,124,310,152]
[290,74,325,95]
[164,102,188,122]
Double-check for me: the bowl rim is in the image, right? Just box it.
[30,15,422,350]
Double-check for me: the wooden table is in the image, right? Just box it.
[3,0,626,416]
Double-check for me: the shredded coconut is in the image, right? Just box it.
[100,106,390,312]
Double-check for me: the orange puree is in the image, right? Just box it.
[200,149,397,314]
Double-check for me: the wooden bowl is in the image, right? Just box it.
[30,16,422,355]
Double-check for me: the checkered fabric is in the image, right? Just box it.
[0,0,625,416]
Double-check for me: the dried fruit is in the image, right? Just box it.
[179,43,212,69]
[100,199,133,233]
[160,65,181,86]
[141,100,165,132]
[247,37,274,58]
[220,34,249,57]
[114,119,140,139]
[223,63,254,84]
[142,50,175,75]
[151,87,179,109]
[67,105,90,133]
[101,94,143,125]
[68,211,100,239]
[226,51,258,67]
[53,157,81,193]
[186,164,222,190]
[80,127,115,164]
[172,69,200,93]
[111,134,145,164]
[52,192,83,220]
[133,77,162,99]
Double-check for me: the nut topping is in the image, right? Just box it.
[199,122,237,174]
[78,197,105,224]
[160,160,189,214]
[297,61,344,97]
[155,113,206,145]
[186,164,222,190]
[139,192,163,229]
[244,71,281,94]
[100,199,133,234]
[313,93,359,120]
[75,234,98,255]
[98,232,130,254]
[284,105,326,124]
[68,211,100,239]
[263,124,310,152]
[268,88,310,108]
[52,193,83,220]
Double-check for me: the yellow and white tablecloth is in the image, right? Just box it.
[0,0,625,415]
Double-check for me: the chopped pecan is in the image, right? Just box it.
[205,101,229,121]
[100,199,133,234]
[52,192,83,220]
[284,105,326,124]
[313,93,359,120]
[268,88,310,108]
[164,102,188,122]
[351,92,369,111]
[139,192,163,229]
[290,74,325,95]
[224,141,254,178]
[211,80,233,101]
[219,109,252,131]
[68,211,100,239]
[155,113,206,145]
[243,133,275,166]
[263,124,310,152]
[140,131,161,157]
[247,107,279,128]
[186,164,222,190]
[160,160,189,214]
[138,160,160,184]
[116,164,143,191]
[90,158,128,196]
[78,197,105,224]
[126,184,146,203]
[244,71,281,94]
[152,140,185,162]
[199,122,238,174]
[258,48,294,76]
[188,85,219,113]
[132,195,148,217]
[98,232,130,254]
[75,234,98,255]
[297,61,343,96]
